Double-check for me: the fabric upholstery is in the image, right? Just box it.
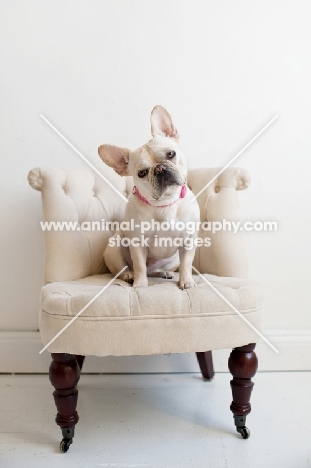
[28,166,263,356]
[40,273,263,356]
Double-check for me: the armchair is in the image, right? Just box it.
[28,165,263,452]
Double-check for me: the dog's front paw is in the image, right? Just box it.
[179,280,196,290]
[133,276,149,288]
[133,280,149,288]
[120,271,134,284]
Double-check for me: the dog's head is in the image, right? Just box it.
[98,106,187,201]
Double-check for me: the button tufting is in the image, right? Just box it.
[215,186,220,193]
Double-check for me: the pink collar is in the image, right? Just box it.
[132,185,187,207]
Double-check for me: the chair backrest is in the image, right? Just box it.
[28,166,250,283]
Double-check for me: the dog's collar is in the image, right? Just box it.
[132,185,187,207]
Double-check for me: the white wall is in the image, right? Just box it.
[1,1,310,368]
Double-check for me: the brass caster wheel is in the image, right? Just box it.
[59,426,75,452]
[60,438,72,453]
[234,415,251,439]
[237,426,250,439]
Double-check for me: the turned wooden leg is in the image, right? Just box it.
[76,355,85,371]
[196,351,214,380]
[228,343,258,439]
[49,353,81,452]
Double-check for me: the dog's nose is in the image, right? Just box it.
[154,164,167,175]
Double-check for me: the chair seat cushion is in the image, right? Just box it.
[40,274,264,356]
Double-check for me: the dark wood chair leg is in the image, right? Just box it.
[196,351,215,381]
[76,355,85,371]
[49,353,81,452]
[228,343,258,439]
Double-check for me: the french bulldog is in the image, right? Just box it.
[98,105,200,289]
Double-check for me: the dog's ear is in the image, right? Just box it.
[98,144,130,176]
[151,105,180,141]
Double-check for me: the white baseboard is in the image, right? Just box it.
[0,330,310,373]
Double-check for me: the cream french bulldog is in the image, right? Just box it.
[98,105,200,289]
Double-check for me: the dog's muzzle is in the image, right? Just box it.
[153,163,181,185]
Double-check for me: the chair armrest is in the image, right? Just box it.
[28,167,128,283]
[188,167,250,278]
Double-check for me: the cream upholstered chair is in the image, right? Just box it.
[28,165,263,452]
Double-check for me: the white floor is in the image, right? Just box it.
[0,372,310,468]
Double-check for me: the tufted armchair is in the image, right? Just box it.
[28,165,263,452]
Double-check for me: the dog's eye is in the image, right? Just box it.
[166,150,176,159]
[137,169,149,178]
